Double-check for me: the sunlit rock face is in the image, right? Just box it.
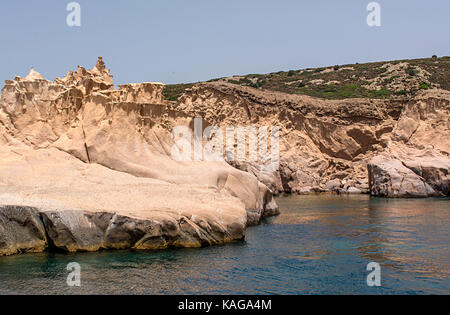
[367,90,449,197]
[175,82,449,197]
[0,58,278,256]
[0,56,448,256]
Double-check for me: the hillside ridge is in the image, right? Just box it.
[163,56,450,101]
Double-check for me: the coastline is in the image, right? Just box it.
[0,57,448,257]
[1,194,449,295]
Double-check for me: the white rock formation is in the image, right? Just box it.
[0,58,278,256]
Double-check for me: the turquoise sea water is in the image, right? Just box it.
[0,195,449,295]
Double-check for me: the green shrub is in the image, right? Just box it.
[406,66,418,76]
[419,82,432,90]
[395,90,407,96]
[337,84,358,98]
[324,85,337,93]
[369,88,390,98]
[385,75,399,83]
[239,78,253,85]
[251,79,266,89]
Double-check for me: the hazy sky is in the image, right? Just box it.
[0,0,448,85]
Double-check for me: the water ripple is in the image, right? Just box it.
[0,195,449,294]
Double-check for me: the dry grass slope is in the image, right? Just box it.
[163,56,450,101]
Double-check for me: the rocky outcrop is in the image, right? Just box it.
[175,82,392,194]
[368,154,449,197]
[40,208,243,252]
[175,82,449,197]
[368,158,436,197]
[0,57,448,255]
[0,206,47,256]
[0,58,278,256]
[368,90,450,197]
[402,159,449,195]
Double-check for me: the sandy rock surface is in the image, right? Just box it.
[0,58,277,256]
[1,57,448,256]
[176,82,449,197]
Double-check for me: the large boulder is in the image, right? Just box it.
[0,206,47,256]
[367,157,443,197]
[402,158,450,195]
[368,89,450,198]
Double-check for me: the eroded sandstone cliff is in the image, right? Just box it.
[0,58,278,256]
[175,82,449,197]
[0,57,448,256]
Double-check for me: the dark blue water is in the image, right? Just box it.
[0,195,449,294]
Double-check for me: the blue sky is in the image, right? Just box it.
[0,0,448,85]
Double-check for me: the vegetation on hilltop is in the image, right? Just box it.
[163,56,450,101]
[163,83,196,102]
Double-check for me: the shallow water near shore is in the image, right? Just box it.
[0,194,449,295]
